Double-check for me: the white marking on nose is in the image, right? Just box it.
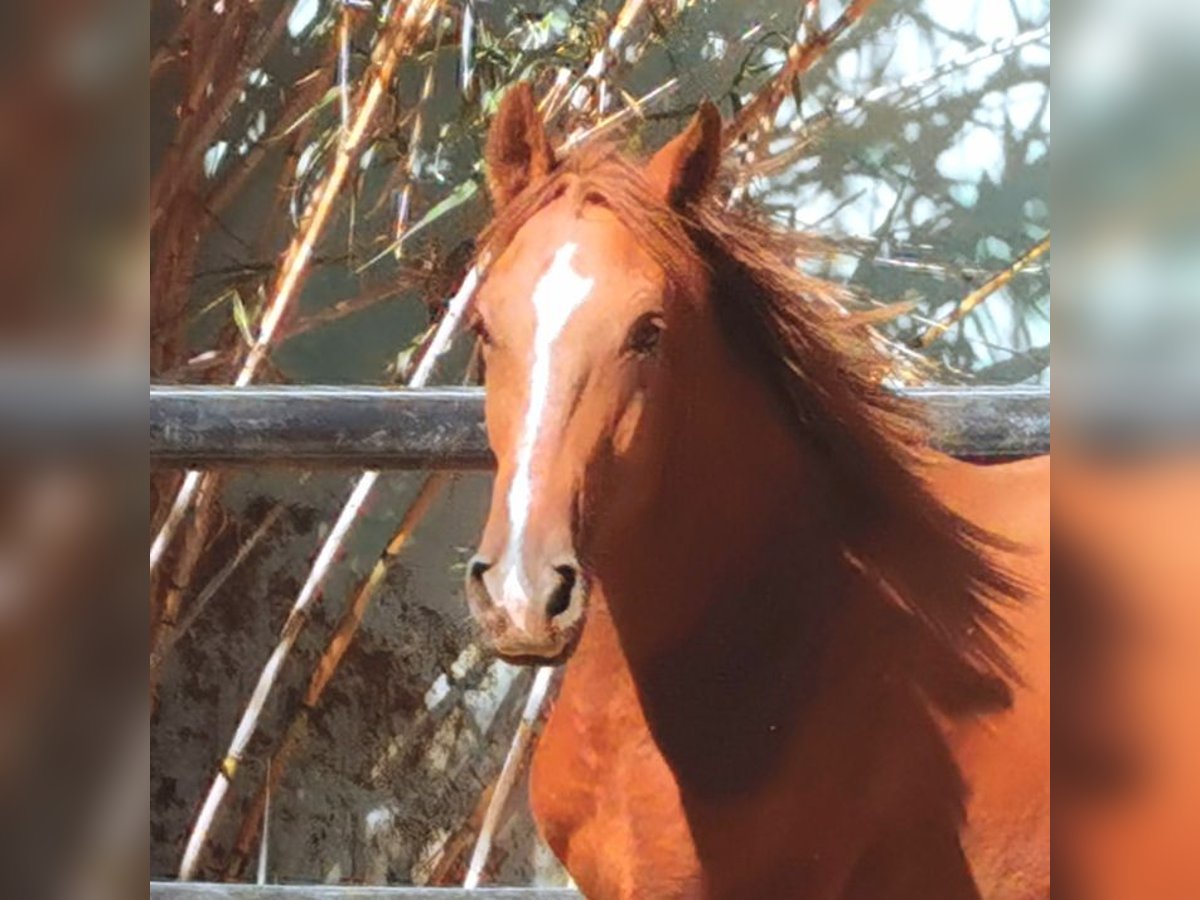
[499,242,594,623]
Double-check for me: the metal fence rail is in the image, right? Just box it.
[151,886,580,899]
[150,385,1049,467]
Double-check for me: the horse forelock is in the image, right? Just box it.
[480,146,706,299]
[476,139,1024,694]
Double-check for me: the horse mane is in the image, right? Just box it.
[479,142,1023,698]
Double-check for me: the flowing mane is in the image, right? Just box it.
[478,142,1023,700]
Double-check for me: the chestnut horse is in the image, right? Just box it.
[463,85,1050,898]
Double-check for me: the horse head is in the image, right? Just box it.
[464,85,725,664]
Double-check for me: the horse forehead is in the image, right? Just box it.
[530,242,595,323]
[500,199,653,284]
[566,205,658,277]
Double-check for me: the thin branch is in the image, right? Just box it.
[742,24,1050,187]
[280,280,414,341]
[790,23,1051,140]
[917,235,1050,348]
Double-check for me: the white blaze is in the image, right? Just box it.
[499,242,594,624]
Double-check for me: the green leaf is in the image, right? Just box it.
[196,287,238,320]
[230,290,255,346]
[357,179,480,272]
[283,86,340,136]
[407,179,478,236]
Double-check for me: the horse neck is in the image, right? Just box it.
[575,325,866,795]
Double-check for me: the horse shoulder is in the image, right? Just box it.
[923,455,1051,898]
[529,613,702,899]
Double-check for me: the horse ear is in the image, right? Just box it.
[484,83,556,209]
[645,100,723,208]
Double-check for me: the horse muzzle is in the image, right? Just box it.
[465,553,588,666]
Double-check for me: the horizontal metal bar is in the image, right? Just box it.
[150,385,1049,467]
[910,385,1049,458]
[151,386,492,470]
[150,885,580,899]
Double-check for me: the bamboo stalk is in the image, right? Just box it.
[151,502,288,682]
[234,0,441,388]
[417,737,516,886]
[559,77,680,152]
[153,1,290,230]
[219,473,451,878]
[542,0,654,119]
[462,666,556,888]
[151,471,228,675]
[150,470,204,575]
[151,0,208,84]
[256,759,272,885]
[206,46,340,220]
[575,0,650,115]
[339,3,353,137]
[916,236,1050,348]
[796,0,821,47]
[177,259,480,881]
[725,0,877,148]
[177,470,378,881]
[306,473,451,705]
[222,715,308,881]
[151,183,206,378]
[150,0,442,579]
[459,0,476,97]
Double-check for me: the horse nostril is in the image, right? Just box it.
[468,557,493,593]
[547,564,578,619]
[465,556,489,585]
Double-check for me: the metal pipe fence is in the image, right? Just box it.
[150,886,581,899]
[150,385,1050,467]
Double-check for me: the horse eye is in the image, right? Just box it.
[624,314,664,357]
